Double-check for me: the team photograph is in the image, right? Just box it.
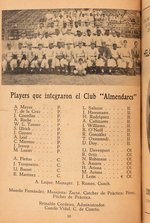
[2,8,141,85]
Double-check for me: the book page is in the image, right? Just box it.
[0,0,141,223]
[142,0,150,222]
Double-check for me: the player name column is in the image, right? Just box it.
[81,105,126,180]
[13,104,54,178]
[82,106,110,179]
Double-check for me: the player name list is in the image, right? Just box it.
[12,103,133,182]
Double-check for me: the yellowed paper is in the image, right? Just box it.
[142,0,150,222]
[0,0,141,223]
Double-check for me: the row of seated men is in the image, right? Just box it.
[2,32,140,75]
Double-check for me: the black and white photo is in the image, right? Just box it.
[2,8,141,85]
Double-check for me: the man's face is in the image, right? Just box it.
[67,44,71,50]
[50,23,54,28]
[117,33,120,38]
[28,44,32,50]
[75,22,78,28]
[38,44,43,50]
[78,20,81,26]
[34,33,38,38]
[134,41,138,48]
[57,42,62,48]
[45,33,49,38]
[49,43,53,49]
[61,42,65,48]
[39,23,44,29]
[91,43,95,49]
[102,42,106,47]
[77,31,82,37]
[85,22,89,27]
[87,30,91,36]
[78,42,83,48]
[79,59,83,65]
[63,23,67,28]
[112,33,117,38]
[27,35,32,40]
[123,40,127,47]
[67,30,71,35]
[113,44,117,50]
[18,43,23,49]
[55,29,60,36]
[105,30,110,36]
[70,23,73,28]
[22,33,26,38]
[7,44,11,50]
[97,30,101,36]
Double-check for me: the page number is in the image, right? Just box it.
[67,215,72,218]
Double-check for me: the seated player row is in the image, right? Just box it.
[2,39,140,75]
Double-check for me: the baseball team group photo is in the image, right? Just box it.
[2,8,141,85]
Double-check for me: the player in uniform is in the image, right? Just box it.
[74,58,87,76]
[74,41,87,63]
[32,32,42,48]
[64,43,75,74]
[19,47,29,72]
[72,21,80,35]
[87,42,99,73]
[94,29,103,48]
[75,30,84,47]
[107,43,120,74]
[131,40,140,74]
[103,29,112,47]
[52,29,64,47]
[11,42,25,73]
[84,29,95,47]
[97,41,111,73]
[41,41,56,73]
[26,42,36,73]
[113,32,123,48]
[118,39,133,74]
[55,41,68,74]
[47,22,56,36]
[61,22,68,35]
[63,29,75,47]
[2,42,13,73]
[30,43,45,73]
[82,19,90,35]
[19,31,28,48]
[41,32,51,48]
[36,22,46,38]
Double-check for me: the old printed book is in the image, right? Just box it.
[0,0,149,222]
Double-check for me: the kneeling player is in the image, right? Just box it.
[10,42,24,73]
[74,58,87,76]
[30,43,45,73]
[19,46,29,73]
[41,42,55,73]
[26,42,36,73]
